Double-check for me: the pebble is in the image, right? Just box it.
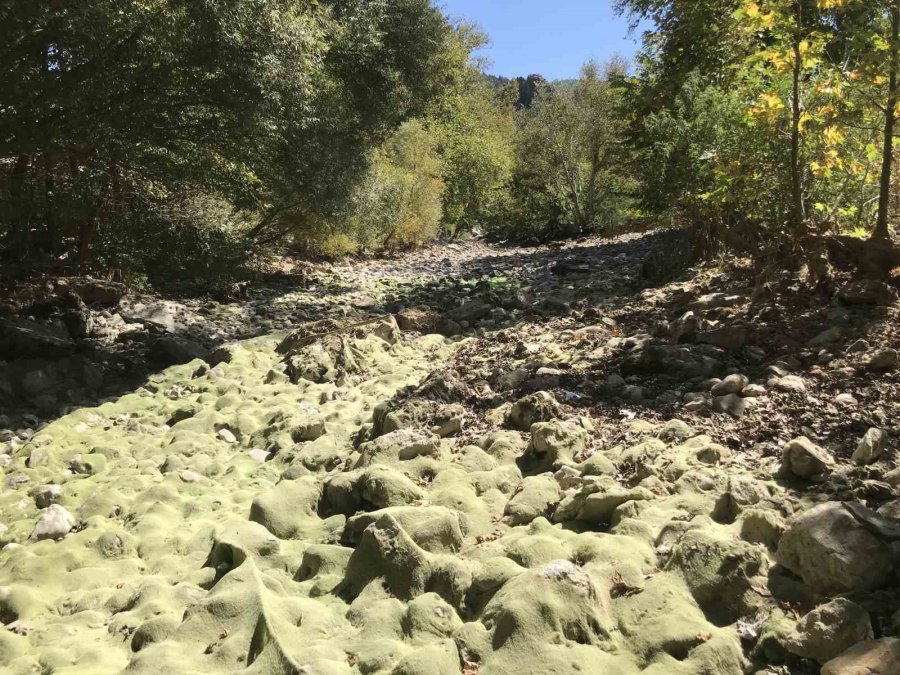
[218,428,238,444]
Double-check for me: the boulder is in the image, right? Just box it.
[504,475,560,526]
[711,374,748,397]
[822,638,900,675]
[148,335,208,366]
[837,279,898,306]
[67,278,126,306]
[446,301,492,325]
[527,419,588,468]
[772,375,807,393]
[785,598,873,664]
[781,437,833,481]
[868,349,899,372]
[776,502,894,594]
[697,325,748,350]
[0,316,74,360]
[31,504,75,541]
[506,391,561,431]
[712,393,747,418]
[395,307,442,334]
[853,428,889,466]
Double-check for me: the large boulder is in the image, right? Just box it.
[0,316,74,360]
[148,335,208,366]
[853,428,889,466]
[837,279,898,306]
[781,437,834,481]
[507,391,561,431]
[822,638,900,675]
[66,278,126,306]
[776,503,894,594]
[785,598,873,664]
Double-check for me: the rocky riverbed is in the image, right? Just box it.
[1,231,899,674]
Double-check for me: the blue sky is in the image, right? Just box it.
[439,1,646,81]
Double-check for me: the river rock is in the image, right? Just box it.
[781,437,833,481]
[31,504,76,541]
[785,598,874,664]
[507,391,561,431]
[822,638,900,675]
[776,502,894,593]
[0,316,74,360]
[711,373,748,396]
[852,428,888,466]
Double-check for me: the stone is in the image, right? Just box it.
[847,339,871,353]
[741,383,766,398]
[852,428,888,466]
[781,437,834,480]
[601,373,625,391]
[712,393,747,418]
[528,419,588,468]
[697,325,748,350]
[148,336,209,366]
[504,475,561,526]
[837,279,898,306]
[69,453,107,475]
[834,393,858,407]
[446,301,492,325]
[868,349,899,372]
[711,373,748,396]
[809,326,844,346]
[0,316,74,360]
[772,375,807,393]
[776,502,894,594]
[785,598,874,664]
[31,504,75,541]
[217,428,238,444]
[822,638,900,675]
[506,391,561,431]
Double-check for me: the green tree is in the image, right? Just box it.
[427,25,517,235]
[513,61,633,237]
[0,0,457,273]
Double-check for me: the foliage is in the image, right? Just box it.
[487,61,635,242]
[427,26,517,236]
[618,0,899,256]
[301,120,445,256]
[0,0,457,278]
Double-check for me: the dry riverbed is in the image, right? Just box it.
[2,232,899,674]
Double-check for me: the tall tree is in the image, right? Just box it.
[874,0,900,240]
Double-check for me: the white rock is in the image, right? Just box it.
[31,504,75,541]
[249,449,271,463]
[772,375,807,393]
[852,428,888,466]
[834,393,858,407]
[217,428,237,444]
[741,384,766,398]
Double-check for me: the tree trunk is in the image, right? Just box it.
[5,154,33,260]
[873,0,900,241]
[789,2,806,234]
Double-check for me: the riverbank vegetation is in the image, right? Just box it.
[1,0,897,286]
